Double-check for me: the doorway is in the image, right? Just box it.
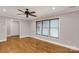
[7,20,20,37]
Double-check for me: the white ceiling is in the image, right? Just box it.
[0,6,79,20]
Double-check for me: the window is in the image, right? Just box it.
[50,19,59,37]
[36,18,59,38]
[42,20,49,36]
[36,21,42,35]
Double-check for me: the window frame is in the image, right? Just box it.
[42,20,50,37]
[49,18,59,39]
[36,18,59,39]
[36,21,42,35]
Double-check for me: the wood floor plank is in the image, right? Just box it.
[0,36,78,53]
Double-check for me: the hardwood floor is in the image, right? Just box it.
[0,36,78,53]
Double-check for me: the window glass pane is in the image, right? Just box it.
[36,18,59,38]
[42,21,49,36]
[50,20,59,37]
[36,22,42,34]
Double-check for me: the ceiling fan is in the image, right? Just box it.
[17,8,37,18]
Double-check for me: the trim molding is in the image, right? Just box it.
[0,38,7,42]
[20,35,30,38]
[29,36,79,51]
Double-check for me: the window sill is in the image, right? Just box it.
[36,34,59,39]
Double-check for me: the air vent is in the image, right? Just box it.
[69,6,76,8]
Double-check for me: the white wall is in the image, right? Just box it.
[10,21,20,36]
[29,11,79,50]
[20,20,30,38]
[0,17,7,41]
[7,20,11,36]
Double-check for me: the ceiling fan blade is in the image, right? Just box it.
[30,11,36,13]
[17,13,25,15]
[17,9,25,13]
[30,14,37,17]
[17,8,37,18]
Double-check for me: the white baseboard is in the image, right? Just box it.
[29,36,79,51]
[0,38,7,42]
[20,35,30,38]
[7,35,12,37]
